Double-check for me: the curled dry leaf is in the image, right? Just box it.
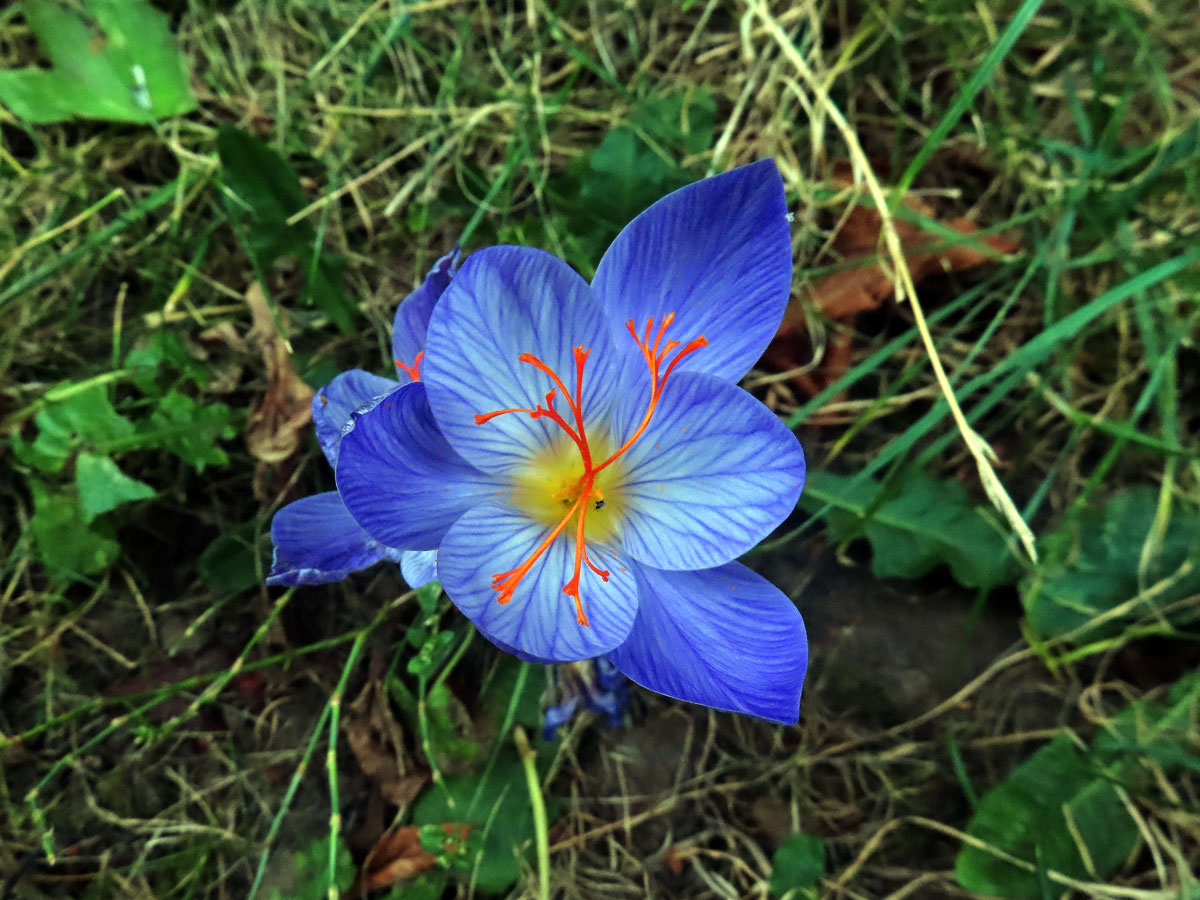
[767,164,1020,417]
[343,660,428,808]
[350,824,471,895]
[244,282,314,465]
[807,198,1021,321]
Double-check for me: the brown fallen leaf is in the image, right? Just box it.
[808,202,1021,321]
[343,656,428,808]
[767,164,1020,416]
[348,824,471,896]
[244,282,314,467]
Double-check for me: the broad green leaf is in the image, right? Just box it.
[0,70,80,123]
[628,90,716,157]
[416,581,443,616]
[1022,486,1200,641]
[145,390,236,471]
[197,524,261,594]
[411,752,543,894]
[577,90,714,232]
[800,470,1021,591]
[955,736,1138,899]
[28,385,137,471]
[0,0,195,124]
[1093,669,1200,777]
[265,835,354,900]
[217,127,356,331]
[479,656,544,731]
[75,452,154,522]
[769,831,825,899]
[217,127,308,234]
[29,481,120,578]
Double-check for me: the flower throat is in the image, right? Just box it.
[474,314,706,626]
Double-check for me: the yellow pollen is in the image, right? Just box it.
[473,316,707,626]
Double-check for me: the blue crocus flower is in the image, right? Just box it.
[543,658,630,740]
[266,247,461,589]
[334,159,809,723]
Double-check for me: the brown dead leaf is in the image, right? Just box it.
[343,658,428,808]
[349,824,471,896]
[808,200,1021,321]
[665,846,685,876]
[244,282,314,466]
[769,163,1020,413]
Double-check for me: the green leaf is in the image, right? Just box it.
[144,390,236,471]
[1022,486,1200,641]
[769,831,825,898]
[955,736,1138,899]
[0,0,195,124]
[75,452,154,522]
[479,656,544,732]
[628,90,716,157]
[197,524,261,594]
[217,127,356,332]
[29,481,121,578]
[411,750,558,894]
[217,127,308,230]
[1093,669,1200,777]
[576,90,714,233]
[800,470,1021,591]
[0,70,80,124]
[27,385,137,471]
[265,835,354,900]
[416,581,443,616]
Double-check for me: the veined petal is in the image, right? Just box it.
[437,501,638,662]
[591,159,792,382]
[336,382,501,550]
[392,246,461,383]
[400,550,438,589]
[608,561,807,723]
[267,492,403,586]
[610,371,805,570]
[423,246,623,475]
[312,369,399,466]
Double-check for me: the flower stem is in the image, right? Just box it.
[514,725,550,900]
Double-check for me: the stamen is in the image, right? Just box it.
[395,350,424,382]
[474,316,705,627]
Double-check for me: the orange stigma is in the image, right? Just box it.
[475,314,706,626]
[395,350,424,382]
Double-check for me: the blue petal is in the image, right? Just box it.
[392,246,462,383]
[437,501,638,662]
[591,159,793,382]
[542,696,580,740]
[267,492,403,586]
[423,246,624,475]
[608,371,805,570]
[312,369,398,466]
[400,550,438,588]
[608,562,807,723]
[336,382,501,550]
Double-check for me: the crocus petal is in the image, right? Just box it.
[267,492,402,586]
[437,501,638,662]
[423,246,624,475]
[401,550,438,589]
[392,246,461,383]
[542,696,580,740]
[591,159,792,382]
[312,369,398,466]
[336,383,501,550]
[609,371,805,570]
[608,561,807,723]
